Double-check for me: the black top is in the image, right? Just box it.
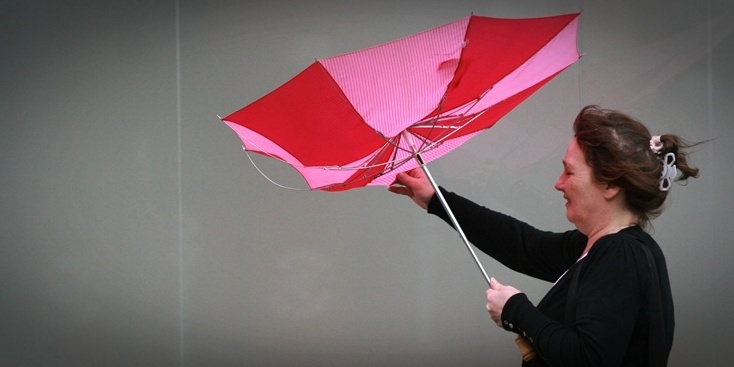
[427,188,674,367]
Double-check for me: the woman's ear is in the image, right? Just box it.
[604,183,622,200]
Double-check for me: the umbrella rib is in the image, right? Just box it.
[407,92,488,151]
[238,97,487,189]
[239,133,401,173]
[331,101,490,177]
[409,106,490,154]
[242,148,310,191]
[321,139,405,172]
[238,135,304,167]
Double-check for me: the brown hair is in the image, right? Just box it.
[573,105,700,229]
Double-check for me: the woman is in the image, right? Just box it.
[388,106,699,366]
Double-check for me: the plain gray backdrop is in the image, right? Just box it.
[2,0,733,366]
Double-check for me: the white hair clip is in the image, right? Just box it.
[650,135,663,155]
[659,152,677,191]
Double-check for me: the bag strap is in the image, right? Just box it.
[564,240,667,366]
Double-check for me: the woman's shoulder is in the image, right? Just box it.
[592,226,658,254]
[585,226,663,278]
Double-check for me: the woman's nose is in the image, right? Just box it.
[554,176,564,191]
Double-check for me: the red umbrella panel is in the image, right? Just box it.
[222,13,581,284]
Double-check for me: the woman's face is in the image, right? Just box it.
[554,138,609,232]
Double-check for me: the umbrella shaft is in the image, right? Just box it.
[413,152,491,285]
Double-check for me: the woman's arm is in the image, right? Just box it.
[500,239,647,366]
[428,188,585,282]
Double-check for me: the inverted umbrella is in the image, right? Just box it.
[221,13,581,285]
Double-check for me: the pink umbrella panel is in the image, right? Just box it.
[222,13,581,192]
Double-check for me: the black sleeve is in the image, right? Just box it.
[427,188,585,282]
[500,240,647,366]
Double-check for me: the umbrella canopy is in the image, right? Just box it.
[222,13,581,192]
[222,13,581,284]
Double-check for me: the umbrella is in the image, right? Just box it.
[221,13,581,285]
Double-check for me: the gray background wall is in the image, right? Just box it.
[2,1,732,366]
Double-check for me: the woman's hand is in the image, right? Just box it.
[387,168,436,210]
[486,277,521,328]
